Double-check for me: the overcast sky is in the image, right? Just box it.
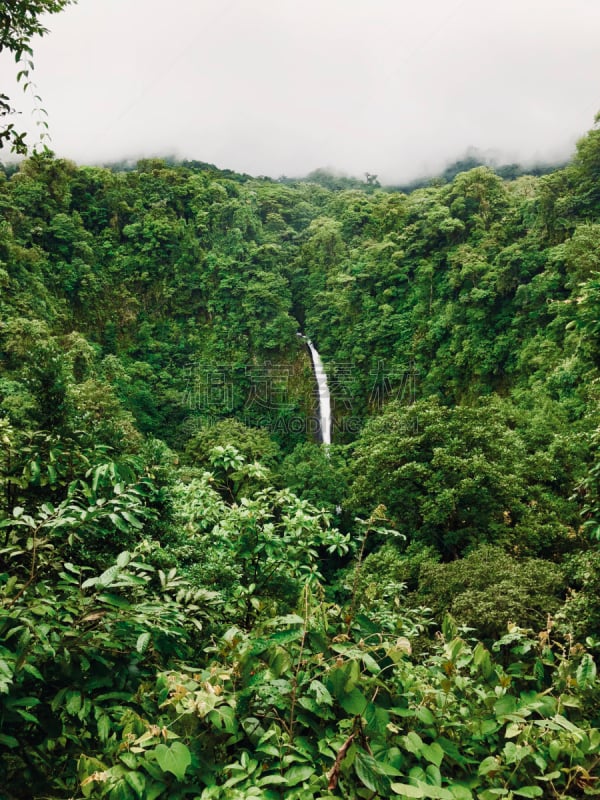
[4,0,600,183]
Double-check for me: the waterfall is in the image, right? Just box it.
[305,339,332,445]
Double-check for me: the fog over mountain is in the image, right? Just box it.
[3,0,600,182]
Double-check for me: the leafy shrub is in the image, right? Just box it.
[75,594,600,800]
[556,548,600,641]
[416,545,565,640]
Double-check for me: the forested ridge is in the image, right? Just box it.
[1,112,600,798]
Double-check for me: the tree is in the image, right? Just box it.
[279,441,349,513]
[347,397,527,557]
[0,0,75,153]
[184,419,280,473]
[417,544,564,641]
[573,111,600,214]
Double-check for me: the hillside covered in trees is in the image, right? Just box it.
[1,111,600,798]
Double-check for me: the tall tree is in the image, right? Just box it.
[0,0,75,152]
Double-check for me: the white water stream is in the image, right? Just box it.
[305,339,332,446]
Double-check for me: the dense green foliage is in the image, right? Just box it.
[2,102,600,796]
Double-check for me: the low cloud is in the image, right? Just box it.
[3,0,599,182]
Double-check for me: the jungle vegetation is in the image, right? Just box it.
[1,9,600,792]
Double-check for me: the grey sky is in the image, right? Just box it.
[4,0,600,182]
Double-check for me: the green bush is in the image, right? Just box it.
[417,545,565,640]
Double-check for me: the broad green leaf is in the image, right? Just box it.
[310,679,333,706]
[390,706,414,717]
[422,742,444,768]
[208,705,237,733]
[536,771,561,781]
[548,740,561,760]
[116,551,131,568]
[123,771,146,798]
[154,741,191,781]
[447,638,466,663]
[391,783,424,797]
[66,691,82,715]
[505,722,521,739]
[269,647,292,678]
[136,632,151,654]
[479,718,501,736]
[344,659,361,692]
[437,737,466,765]
[269,613,305,626]
[449,784,473,800]
[16,709,38,723]
[417,707,435,726]
[109,512,129,533]
[339,687,368,715]
[512,787,543,798]
[473,643,494,680]
[354,751,391,794]
[97,564,121,588]
[256,742,280,757]
[421,786,454,800]
[472,642,487,666]
[298,695,322,714]
[494,696,517,717]
[21,663,43,681]
[442,615,458,641]
[362,652,381,674]
[284,765,314,786]
[108,779,136,800]
[121,511,144,529]
[146,783,168,800]
[403,731,424,756]
[426,764,443,787]
[120,754,138,771]
[258,774,289,786]
[553,714,584,737]
[365,702,391,735]
[270,629,303,646]
[478,790,509,800]
[576,653,597,688]
[98,593,131,608]
[478,757,500,776]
